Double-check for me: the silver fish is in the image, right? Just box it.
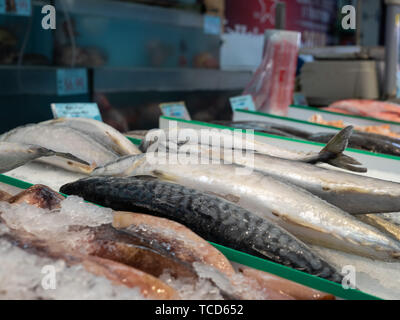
[141,126,366,172]
[0,142,89,174]
[0,123,119,173]
[92,153,400,261]
[41,118,141,156]
[143,128,400,215]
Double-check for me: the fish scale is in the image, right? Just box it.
[60,176,343,283]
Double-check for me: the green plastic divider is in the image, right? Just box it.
[211,243,380,300]
[290,104,400,126]
[160,116,400,161]
[126,137,142,146]
[0,173,381,300]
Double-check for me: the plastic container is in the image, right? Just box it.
[243,30,301,116]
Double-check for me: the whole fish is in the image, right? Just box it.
[41,118,141,156]
[140,129,400,214]
[60,176,343,283]
[1,185,237,296]
[91,154,400,260]
[0,222,177,300]
[0,142,89,174]
[215,120,400,157]
[213,120,311,139]
[157,143,400,215]
[0,124,119,173]
[141,126,366,172]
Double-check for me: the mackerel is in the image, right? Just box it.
[60,176,344,282]
[92,154,400,261]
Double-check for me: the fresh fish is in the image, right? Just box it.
[0,124,119,173]
[1,186,237,297]
[325,99,400,122]
[357,214,400,241]
[91,154,400,260]
[308,130,400,157]
[0,142,90,174]
[0,222,177,300]
[215,120,400,157]
[113,211,235,277]
[140,130,400,214]
[212,120,311,139]
[60,176,344,283]
[158,143,400,215]
[6,184,65,209]
[234,263,335,300]
[141,126,366,172]
[41,118,141,156]
[0,188,196,280]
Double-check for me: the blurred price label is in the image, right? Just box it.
[51,103,102,121]
[229,95,256,111]
[57,68,88,96]
[204,14,221,35]
[159,102,191,120]
[293,92,308,106]
[0,0,31,16]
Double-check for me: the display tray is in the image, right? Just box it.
[159,115,400,183]
[0,173,379,300]
[287,104,400,133]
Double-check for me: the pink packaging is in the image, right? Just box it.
[243,30,301,116]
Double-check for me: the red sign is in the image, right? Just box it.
[225,0,337,46]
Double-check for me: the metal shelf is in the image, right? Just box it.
[55,0,206,29]
[93,67,252,92]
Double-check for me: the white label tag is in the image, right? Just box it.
[56,69,88,96]
[0,0,31,16]
[51,103,102,121]
[229,95,256,111]
[204,14,221,35]
[159,102,191,120]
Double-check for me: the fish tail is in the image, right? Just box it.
[304,126,367,172]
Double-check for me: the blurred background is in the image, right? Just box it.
[0,0,391,133]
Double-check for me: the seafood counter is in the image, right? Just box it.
[2,118,400,299]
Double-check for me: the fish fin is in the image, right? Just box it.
[51,151,90,166]
[319,126,353,155]
[327,155,368,173]
[303,126,367,173]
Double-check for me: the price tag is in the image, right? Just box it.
[229,95,256,111]
[0,0,31,16]
[204,14,221,35]
[159,102,191,120]
[51,103,102,121]
[293,92,308,106]
[56,68,88,96]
